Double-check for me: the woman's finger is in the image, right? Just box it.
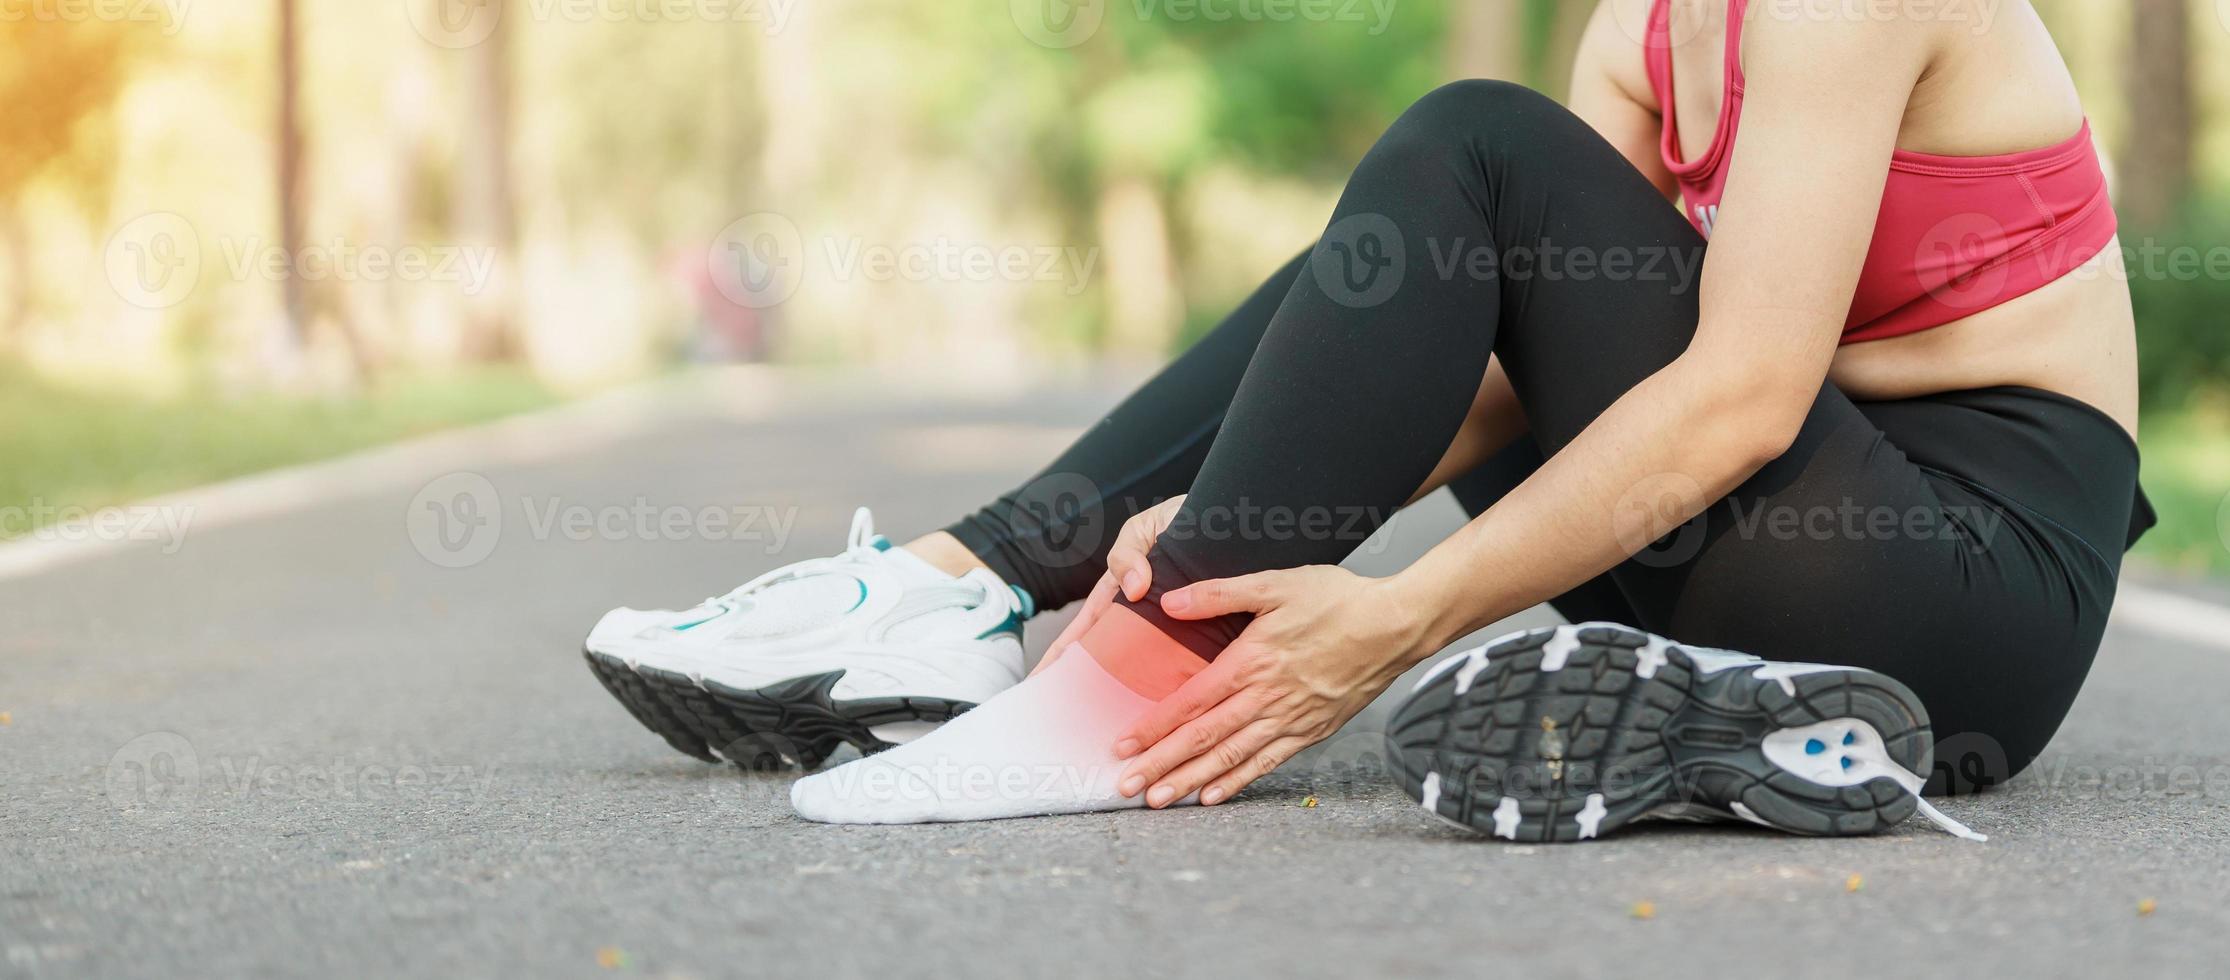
[1160,570,1290,620]
[1033,572,1117,676]
[1104,543,1150,602]
[1106,496,1184,601]
[1198,734,1314,806]
[1112,652,1244,760]
[1144,718,1285,809]
[1118,697,1266,805]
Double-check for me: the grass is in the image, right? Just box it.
[2134,406,2230,577]
[0,361,558,537]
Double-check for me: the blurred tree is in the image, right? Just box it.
[1525,0,1592,100]
[278,0,380,382]
[1447,1,1527,88]
[2123,0,2194,230]
[276,0,308,352]
[0,19,139,342]
[1446,0,1588,98]
[456,0,520,362]
[1087,1,1450,349]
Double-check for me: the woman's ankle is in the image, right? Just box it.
[901,530,997,580]
[1071,604,1209,701]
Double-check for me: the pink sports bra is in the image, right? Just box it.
[1644,0,2118,344]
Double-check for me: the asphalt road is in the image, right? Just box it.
[4,371,2227,979]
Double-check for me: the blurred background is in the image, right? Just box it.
[2,0,2227,572]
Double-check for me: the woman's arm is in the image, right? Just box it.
[1567,0,1680,201]
[1392,10,1938,653]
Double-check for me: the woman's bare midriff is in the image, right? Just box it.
[1825,238,2140,440]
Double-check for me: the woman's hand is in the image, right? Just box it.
[1032,495,1187,676]
[1112,565,1432,808]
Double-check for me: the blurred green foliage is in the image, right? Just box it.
[2135,409,2230,574]
[1122,0,1453,178]
[2131,200,2230,410]
[2131,201,2230,574]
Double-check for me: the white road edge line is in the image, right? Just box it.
[2107,584,2230,654]
[0,368,788,582]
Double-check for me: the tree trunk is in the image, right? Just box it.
[456,0,519,361]
[2123,0,2194,231]
[0,200,28,348]
[1095,176,1181,353]
[275,0,307,353]
[1530,0,1592,102]
[1446,0,1525,82]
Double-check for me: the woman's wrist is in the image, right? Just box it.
[1377,564,1480,665]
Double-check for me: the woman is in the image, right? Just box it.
[584,0,2147,840]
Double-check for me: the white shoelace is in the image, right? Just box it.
[1880,757,1986,841]
[696,507,986,617]
[1909,791,1988,842]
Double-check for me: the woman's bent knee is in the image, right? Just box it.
[1363,80,1575,185]
[1393,79,1564,139]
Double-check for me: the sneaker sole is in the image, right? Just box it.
[583,649,977,770]
[583,649,720,763]
[1387,623,1933,842]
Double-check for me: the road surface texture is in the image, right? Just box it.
[5,370,2227,978]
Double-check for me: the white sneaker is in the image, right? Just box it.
[582,508,1031,769]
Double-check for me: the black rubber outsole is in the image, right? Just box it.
[583,649,719,763]
[582,648,977,770]
[1387,623,1933,843]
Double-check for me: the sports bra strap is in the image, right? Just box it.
[1723,0,1750,90]
[1647,0,1751,100]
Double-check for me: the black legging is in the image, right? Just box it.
[947,81,2148,793]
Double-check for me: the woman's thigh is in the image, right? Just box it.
[1613,386,2101,793]
[1449,381,2101,793]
